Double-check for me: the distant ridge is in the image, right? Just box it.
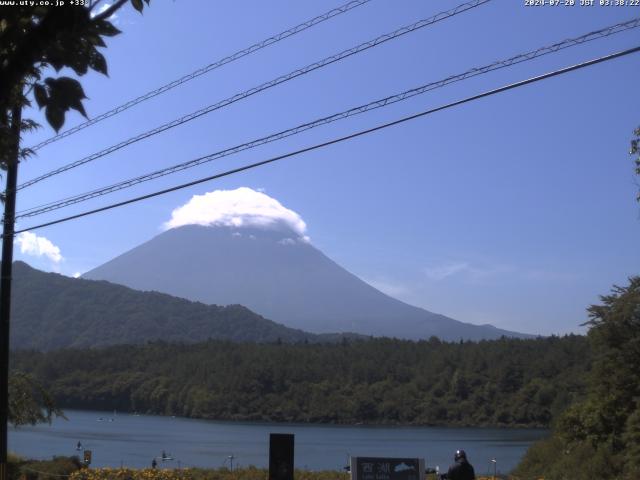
[9,261,355,351]
[84,224,534,341]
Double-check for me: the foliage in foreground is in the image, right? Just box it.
[8,455,84,480]
[0,1,150,121]
[632,125,640,201]
[8,371,63,426]
[513,277,640,479]
[13,334,589,428]
[6,458,502,480]
[68,467,496,480]
[70,467,349,480]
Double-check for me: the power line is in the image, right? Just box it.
[10,44,640,237]
[15,0,491,192]
[28,0,373,152]
[15,17,640,219]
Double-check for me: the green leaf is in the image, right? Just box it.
[86,33,106,48]
[45,76,86,100]
[93,19,121,37]
[131,0,144,13]
[65,45,91,76]
[9,372,64,427]
[33,83,48,109]
[69,63,89,76]
[45,77,88,119]
[45,105,65,132]
[89,50,108,76]
[45,46,66,72]
[20,119,40,133]
[32,6,48,17]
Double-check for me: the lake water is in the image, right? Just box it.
[8,410,548,475]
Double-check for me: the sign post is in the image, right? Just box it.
[350,457,425,480]
[269,433,294,480]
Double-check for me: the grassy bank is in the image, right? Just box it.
[6,456,520,480]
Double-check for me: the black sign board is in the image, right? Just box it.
[350,457,425,480]
[269,433,294,480]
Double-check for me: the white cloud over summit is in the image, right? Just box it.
[164,187,308,238]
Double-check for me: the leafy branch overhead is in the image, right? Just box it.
[632,126,640,201]
[0,0,150,427]
[0,0,150,155]
[34,78,88,132]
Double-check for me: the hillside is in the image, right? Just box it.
[12,335,590,427]
[8,261,342,350]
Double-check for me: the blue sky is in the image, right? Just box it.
[14,0,640,336]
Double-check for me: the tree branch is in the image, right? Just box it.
[93,0,128,21]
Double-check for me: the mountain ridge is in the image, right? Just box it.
[84,224,534,341]
[8,261,359,350]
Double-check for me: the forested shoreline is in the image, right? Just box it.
[12,335,589,428]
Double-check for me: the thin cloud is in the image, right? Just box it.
[425,261,514,282]
[425,260,576,286]
[278,238,297,246]
[15,231,63,263]
[164,187,308,238]
[523,269,579,282]
[365,278,410,298]
[425,262,471,280]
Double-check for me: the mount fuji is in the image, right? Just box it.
[84,222,530,341]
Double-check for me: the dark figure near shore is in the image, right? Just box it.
[151,458,157,469]
[440,450,475,480]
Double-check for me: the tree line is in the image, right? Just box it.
[512,277,640,479]
[12,334,589,428]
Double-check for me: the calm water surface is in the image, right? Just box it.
[9,410,548,475]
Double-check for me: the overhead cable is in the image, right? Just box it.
[28,0,374,151]
[15,17,640,219]
[16,0,491,192]
[10,44,640,237]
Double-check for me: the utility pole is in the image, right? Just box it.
[0,103,22,480]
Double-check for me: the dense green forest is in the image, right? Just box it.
[513,277,640,479]
[9,261,357,350]
[12,335,589,428]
